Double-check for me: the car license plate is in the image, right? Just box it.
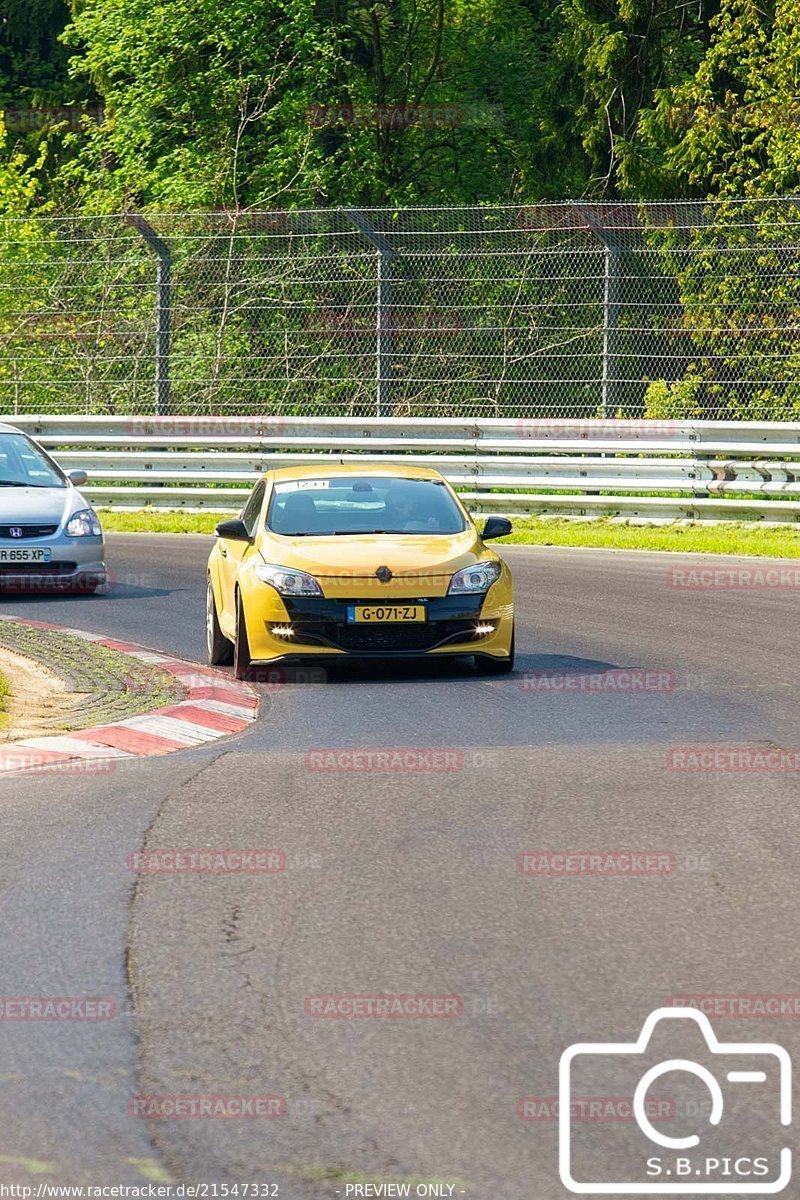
[347,604,427,624]
[0,547,52,563]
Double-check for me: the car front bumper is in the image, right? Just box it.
[0,535,106,593]
[242,592,514,663]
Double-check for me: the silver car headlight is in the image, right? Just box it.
[448,561,502,595]
[66,508,102,538]
[254,563,323,597]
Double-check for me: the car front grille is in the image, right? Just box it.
[0,561,77,576]
[279,595,487,656]
[0,524,59,539]
[296,618,481,654]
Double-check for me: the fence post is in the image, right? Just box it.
[600,240,621,420]
[573,204,621,419]
[125,213,172,416]
[343,209,394,417]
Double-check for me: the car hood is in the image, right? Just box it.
[0,486,80,528]
[262,528,488,578]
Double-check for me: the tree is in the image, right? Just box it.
[59,0,333,210]
[640,0,800,197]
[553,0,718,197]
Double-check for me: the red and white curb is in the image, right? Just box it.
[0,617,258,775]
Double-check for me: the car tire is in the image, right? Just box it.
[207,579,234,666]
[234,591,252,680]
[474,624,515,675]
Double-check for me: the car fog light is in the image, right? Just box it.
[272,625,295,638]
[474,623,496,636]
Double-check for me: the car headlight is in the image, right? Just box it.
[254,564,323,597]
[448,560,502,595]
[66,508,102,538]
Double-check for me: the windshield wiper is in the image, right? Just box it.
[283,529,406,536]
[275,528,430,537]
[0,480,53,488]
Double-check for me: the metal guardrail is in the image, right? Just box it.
[8,415,800,522]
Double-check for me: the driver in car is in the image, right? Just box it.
[383,488,439,532]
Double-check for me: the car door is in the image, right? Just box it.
[218,480,266,625]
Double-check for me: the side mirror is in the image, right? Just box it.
[68,469,88,487]
[215,517,252,542]
[481,516,512,541]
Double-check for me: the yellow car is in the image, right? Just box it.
[206,464,514,678]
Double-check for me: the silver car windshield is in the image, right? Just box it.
[267,476,467,536]
[0,433,66,488]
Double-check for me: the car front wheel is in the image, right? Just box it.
[234,591,252,680]
[207,579,233,666]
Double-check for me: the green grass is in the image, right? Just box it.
[97,508,800,557]
[499,517,800,557]
[0,670,9,729]
[99,509,229,534]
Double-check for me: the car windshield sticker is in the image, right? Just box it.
[274,480,331,493]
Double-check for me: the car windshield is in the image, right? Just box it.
[267,476,467,536]
[0,432,65,488]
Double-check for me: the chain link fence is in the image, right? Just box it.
[1,199,800,420]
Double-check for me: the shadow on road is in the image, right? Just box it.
[0,582,177,603]
[240,652,626,688]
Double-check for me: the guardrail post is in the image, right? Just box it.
[343,209,394,417]
[125,213,172,416]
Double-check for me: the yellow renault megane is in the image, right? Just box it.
[206,464,514,678]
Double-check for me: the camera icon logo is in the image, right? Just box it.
[559,1007,791,1193]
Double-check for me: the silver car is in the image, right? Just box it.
[0,422,106,594]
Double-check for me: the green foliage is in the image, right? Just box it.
[44,0,550,210]
[0,0,793,211]
[639,0,800,198]
[59,0,332,210]
[4,0,800,421]
[644,371,704,419]
[0,0,75,106]
[552,0,714,196]
[642,198,800,420]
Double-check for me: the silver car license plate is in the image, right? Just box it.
[0,547,52,563]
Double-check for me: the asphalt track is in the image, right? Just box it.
[0,535,798,1197]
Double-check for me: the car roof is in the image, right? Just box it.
[262,463,444,483]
